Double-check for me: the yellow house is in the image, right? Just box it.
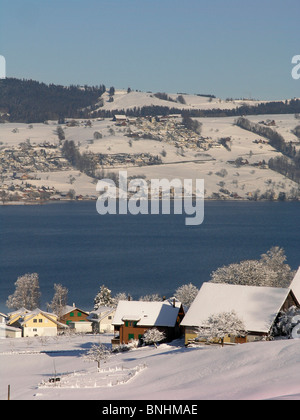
[8,308,67,337]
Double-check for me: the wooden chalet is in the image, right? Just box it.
[111,298,185,348]
[59,304,90,326]
[181,282,300,345]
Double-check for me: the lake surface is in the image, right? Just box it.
[1,201,300,313]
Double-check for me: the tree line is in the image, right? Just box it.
[5,247,294,315]
[235,117,300,184]
[1,78,300,124]
[92,99,300,120]
[0,78,106,123]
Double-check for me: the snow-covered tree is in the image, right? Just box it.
[139,293,162,302]
[113,292,132,307]
[174,283,198,308]
[49,283,68,316]
[272,306,300,337]
[210,247,294,288]
[260,246,294,288]
[82,343,111,371]
[6,273,41,310]
[143,328,166,348]
[197,310,247,346]
[93,285,114,309]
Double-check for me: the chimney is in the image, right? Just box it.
[173,298,176,308]
[128,295,131,301]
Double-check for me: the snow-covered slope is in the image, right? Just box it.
[1,106,300,201]
[97,89,268,113]
[1,334,300,400]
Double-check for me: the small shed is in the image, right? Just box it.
[0,324,22,338]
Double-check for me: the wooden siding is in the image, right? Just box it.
[60,309,89,325]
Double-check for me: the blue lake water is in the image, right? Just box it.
[1,201,300,313]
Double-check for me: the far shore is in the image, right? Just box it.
[1,197,299,206]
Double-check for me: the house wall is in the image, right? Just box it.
[119,323,180,344]
[184,326,264,346]
[119,323,148,344]
[23,313,58,337]
[60,310,89,325]
[69,321,92,333]
[23,326,57,337]
[99,313,114,333]
[24,314,57,328]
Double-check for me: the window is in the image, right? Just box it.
[77,312,82,317]
[128,333,134,341]
[39,319,43,323]
[33,319,37,323]
[70,312,74,317]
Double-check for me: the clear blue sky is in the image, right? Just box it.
[0,0,299,100]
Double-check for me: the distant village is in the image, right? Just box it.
[0,115,220,204]
[1,114,299,203]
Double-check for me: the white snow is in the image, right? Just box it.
[290,267,300,304]
[181,283,291,334]
[113,299,181,327]
[1,111,300,200]
[97,90,270,113]
[1,334,300,400]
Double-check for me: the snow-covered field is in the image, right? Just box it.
[1,111,300,200]
[1,334,300,400]
[97,90,270,113]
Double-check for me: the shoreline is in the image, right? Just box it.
[1,197,300,206]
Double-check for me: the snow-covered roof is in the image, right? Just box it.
[290,267,300,305]
[181,282,291,333]
[112,299,181,327]
[87,306,115,323]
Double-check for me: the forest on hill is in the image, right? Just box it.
[0,78,105,123]
[1,78,300,123]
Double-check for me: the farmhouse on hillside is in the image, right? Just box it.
[181,281,300,345]
[111,298,185,348]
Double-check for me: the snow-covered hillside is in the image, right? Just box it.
[1,91,300,202]
[1,334,300,400]
[97,89,269,113]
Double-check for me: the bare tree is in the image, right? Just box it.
[49,283,68,316]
